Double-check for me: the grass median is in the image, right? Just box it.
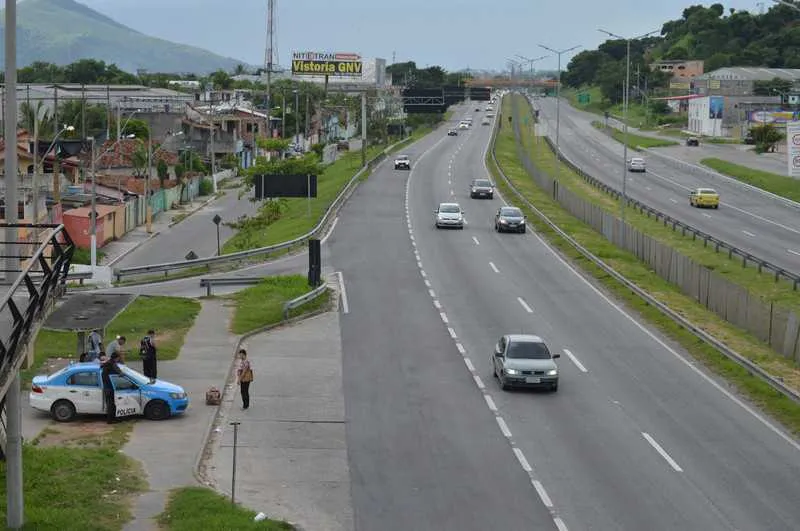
[590,120,678,149]
[492,94,800,434]
[229,274,331,334]
[701,157,800,203]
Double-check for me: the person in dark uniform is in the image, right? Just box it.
[140,330,158,384]
[101,352,123,424]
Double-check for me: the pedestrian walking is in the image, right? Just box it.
[86,329,103,362]
[140,330,158,383]
[101,352,123,424]
[237,349,253,410]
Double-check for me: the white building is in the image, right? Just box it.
[688,94,782,138]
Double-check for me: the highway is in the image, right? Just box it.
[330,100,800,530]
[533,96,800,275]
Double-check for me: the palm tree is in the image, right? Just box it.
[234,64,247,75]
[20,101,54,137]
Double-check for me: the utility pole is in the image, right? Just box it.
[4,0,24,525]
[146,136,152,233]
[90,137,97,272]
[265,0,275,137]
[361,92,367,167]
[116,103,121,141]
[305,93,310,142]
[210,121,217,193]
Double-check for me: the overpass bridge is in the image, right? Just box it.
[465,78,558,89]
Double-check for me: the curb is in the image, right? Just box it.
[168,192,225,228]
[103,230,162,268]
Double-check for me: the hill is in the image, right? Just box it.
[0,0,248,74]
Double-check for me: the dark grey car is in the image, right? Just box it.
[491,334,560,391]
[494,206,526,233]
[470,179,494,199]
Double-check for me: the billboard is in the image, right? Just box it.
[709,96,724,119]
[786,121,800,178]
[291,51,363,77]
[748,110,800,124]
[254,174,318,199]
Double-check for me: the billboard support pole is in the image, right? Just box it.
[361,92,367,167]
[307,173,311,217]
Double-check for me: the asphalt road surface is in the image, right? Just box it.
[533,97,800,276]
[332,101,800,530]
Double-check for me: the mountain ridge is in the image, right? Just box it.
[0,0,251,74]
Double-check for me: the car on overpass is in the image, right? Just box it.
[30,362,189,422]
[434,202,465,229]
[627,157,646,172]
[491,334,560,391]
[494,206,526,233]
[469,178,494,199]
[689,187,720,209]
[394,154,411,170]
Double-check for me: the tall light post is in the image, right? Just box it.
[293,89,300,148]
[538,43,581,178]
[597,28,659,223]
[506,58,522,85]
[32,122,74,235]
[773,0,800,11]
[516,54,549,91]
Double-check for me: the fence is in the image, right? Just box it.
[507,96,800,362]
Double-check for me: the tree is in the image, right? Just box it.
[120,118,151,140]
[174,163,186,181]
[156,159,169,185]
[750,124,784,153]
[210,70,233,90]
[131,142,148,177]
[20,101,54,137]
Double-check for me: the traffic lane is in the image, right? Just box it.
[330,133,557,531]
[537,104,800,272]
[432,126,800,529]
[417,138,737,530]
[114,186,261,269]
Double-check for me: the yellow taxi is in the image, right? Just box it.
[689,187,720,209]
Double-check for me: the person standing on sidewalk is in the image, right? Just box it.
[237,349,253,410]
[86,329,103,362]
[140,330,158,383]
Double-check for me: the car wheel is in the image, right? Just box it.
[500,376,511,391]
[551,382,559,392]
[520,227,526,233]
[714,205,719,209]
[489,194,494,199]
[51,399,76,422]
[144,400,171,421]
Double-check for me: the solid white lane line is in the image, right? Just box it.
[642,432,684,472]
[742,230,756,237]
[337,272,349,314]
[489,261,500,273]
[473,375,485,389]
[319,216,339,245]
[423,279,431,288]
[440,312,449,324]
[420,270,427,278]
[433,300,441,309]
[496,417,512,438]
[517,297,534,313]
[448,327,457,339]
[484,394,497,411]
[464,358,475,371]
[554,517,569,531]
[532,480,553,508]
[428,289,435,298]
[789,249,800,256]
[513,448,533,472]
[472,236,480,245]
[563,349,588,373]
[416,260,423,268]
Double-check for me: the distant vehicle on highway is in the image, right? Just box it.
[475,106,481,111]
[30,362,189,422]
[486,105,494,112]
[491,334,560,391]
[434,202,465,229]
[686,136,700,146]
[394,154,411,170]
[486,112,496,118]
[627,157,646,172]
[482,118,491,126]
[494,206,526,233]
[469,178,494,199]
[458,121,470,130]
[448,129,458,136]
[689,187,720,209]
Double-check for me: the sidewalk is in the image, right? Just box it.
[122,298,238,531]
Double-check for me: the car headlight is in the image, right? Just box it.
[500,219,508,224]
[472,188,478,192]
[170,392,186,399]
[546,369,558,376]
[504,368,521,375]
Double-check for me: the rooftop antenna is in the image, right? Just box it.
[392,50,396,64]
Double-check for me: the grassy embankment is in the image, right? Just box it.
[491,94,800,434]
[701,158,800,204]
[590,120,678,149]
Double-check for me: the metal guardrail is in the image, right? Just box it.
[282,283,329,320]
[199,276,263,296]
[113,136,416,283]
[491,98,800,404]
[530,103,800,290]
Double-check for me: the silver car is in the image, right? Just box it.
[627,157,646,172]
[434,202,465,229]
[491,334,560,391]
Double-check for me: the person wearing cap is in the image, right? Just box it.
[101,352,123,424]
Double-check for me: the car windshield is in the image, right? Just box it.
[506,340,551,359]
[439,204,461,213]
[474,180,492,187]
[500,207,522,217]
[397,155,409,160]
[120,364,150,386]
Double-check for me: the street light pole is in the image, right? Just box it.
[538,44,581,179]
[90,137,97,272]
[294,89,300,148]
[146,136,152,233]
[33,123,75,234]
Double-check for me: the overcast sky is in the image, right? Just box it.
[78,0,765,71]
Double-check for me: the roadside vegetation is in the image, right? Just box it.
[590,121,678,149]
[229,274,331,334]
[0,422,146,529]
[159,486,293,530]
[490,94,800,434]
[701,158,800,204]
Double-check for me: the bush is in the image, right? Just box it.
[311,143,325,158]
[199,178,213,196]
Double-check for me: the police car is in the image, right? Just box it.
[29,362,190,422]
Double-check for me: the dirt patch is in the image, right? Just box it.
[34,418,134,449]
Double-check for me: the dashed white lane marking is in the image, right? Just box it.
[428,289,435,298]
[440,312,449,324]
[473,375,485,389]
[484,394,497,411]
[702,213,712,218]
[533,480,554,508]
[642,432,684,472]
[472,236,480,245]
[742,230,756,237]
[496,417,513,438]
[424,279,431,287]
[563,349,588,373]
[433,300,442,309]
[489,261,500,273]
[669,198,678,203]
[645,186,652,191]
[464,358,475,372]
[448,327,457,339]
[456,342,466,354]
[517,296,534,313]
[450,189,455,196]
[554,518,569,531]
[320,216,339,245]
[337,271,349,314]
[513,448,533,472]
[789,249,800,256]
[417,260,423,268]
[420,270,427,278]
